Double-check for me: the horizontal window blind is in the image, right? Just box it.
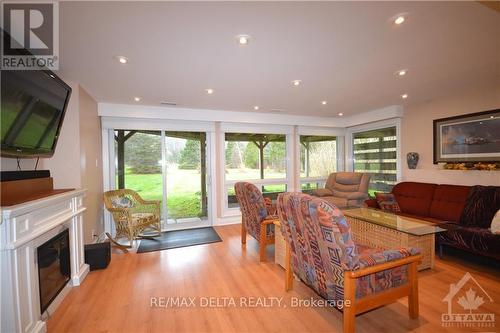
[353,126,397,194]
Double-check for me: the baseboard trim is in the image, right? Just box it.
[71,263,90,286]
[215,215,241,226]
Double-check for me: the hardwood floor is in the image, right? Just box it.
[47,224,500,333]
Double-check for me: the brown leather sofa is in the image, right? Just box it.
[365,181,500,261]
[312,172,370,208]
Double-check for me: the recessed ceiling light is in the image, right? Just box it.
[397,69,407,76]
[115,56,129,64]
[237,34,250,45]
[401,94,408,99]
[206,88,214,94]
[49,74,55,78]
[253,106,259,110]
[134,97,141,102]
[394,16,405,25]
[321,101,327,105]
[292,80,302,86]
[337,112,344,116]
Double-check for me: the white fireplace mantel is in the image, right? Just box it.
[0,189,89,333]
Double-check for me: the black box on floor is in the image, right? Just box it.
[84,241,111,270]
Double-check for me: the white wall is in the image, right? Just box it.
[401,83,500,186]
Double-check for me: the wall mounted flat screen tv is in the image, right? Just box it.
[1,70,72,158]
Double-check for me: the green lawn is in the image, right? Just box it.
[122,167,287,219]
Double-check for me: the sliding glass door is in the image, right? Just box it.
[113,130,210,230]
[164,132,209,227]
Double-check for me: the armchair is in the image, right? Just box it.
[277,192,421,333]
[234,182,277,262]
[312,172,370,208]
[103,189,161,248]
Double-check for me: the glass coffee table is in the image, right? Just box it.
[343,207,446,270]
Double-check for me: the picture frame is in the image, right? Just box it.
[433,109,500,164]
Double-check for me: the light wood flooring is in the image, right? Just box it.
[47,224,500,333]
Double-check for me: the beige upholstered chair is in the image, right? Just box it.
[312,172,370,208]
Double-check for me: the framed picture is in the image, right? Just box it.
[433,109,500,164]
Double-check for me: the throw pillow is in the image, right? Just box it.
[491,210,500,235]
[111,197,133,208]
[374,192,401,213]
[460,186,500,228]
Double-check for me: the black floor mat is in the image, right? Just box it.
[136,227,222,253]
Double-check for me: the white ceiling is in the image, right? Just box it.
[58,1,500,117]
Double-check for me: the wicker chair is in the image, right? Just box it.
[103,189,161,248]
[277,192,421,333]
[234,182,278,262]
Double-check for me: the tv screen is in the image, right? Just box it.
[1,70,71,158]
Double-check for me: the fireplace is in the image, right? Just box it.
[37,229,71,313]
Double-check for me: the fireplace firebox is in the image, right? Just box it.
[37,229,71,313]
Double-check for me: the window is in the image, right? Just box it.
[352,126,397,195]
[299,135,337,194]
[224,133,288,209]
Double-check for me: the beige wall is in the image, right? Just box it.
[401,84,500,186]
[43,81,82,188]
[78,86,104,243]
[0,158,39,171]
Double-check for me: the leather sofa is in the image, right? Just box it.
[312,172,370,208]
[365,181,500,261]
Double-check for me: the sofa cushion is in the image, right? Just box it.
[437,225,500,260]
[375,192,401,213]
[396,212,445,225]
[429,185,470,223]
[392,182,437,217]
[460,185,500,228]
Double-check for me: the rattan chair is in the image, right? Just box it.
[103,189,161,248]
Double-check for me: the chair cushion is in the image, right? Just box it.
[392,182,437,216]
[111,197,133,208]
[429,185,470,223]
[313,188,334,197]
[322,196,349,208]
[375,192,401,213]
[335,172,363,185]
[132,212,154,220]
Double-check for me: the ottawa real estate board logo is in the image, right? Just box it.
[442,272,495,328]
[1,1,59,70]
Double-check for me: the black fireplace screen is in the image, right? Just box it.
[37,229,71,313]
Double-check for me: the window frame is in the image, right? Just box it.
[219,123,294,217]
[346,118,402,193]
[296,126,346,193]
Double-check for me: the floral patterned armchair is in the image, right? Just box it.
[277,192,421,333]
[234,182,278,262]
